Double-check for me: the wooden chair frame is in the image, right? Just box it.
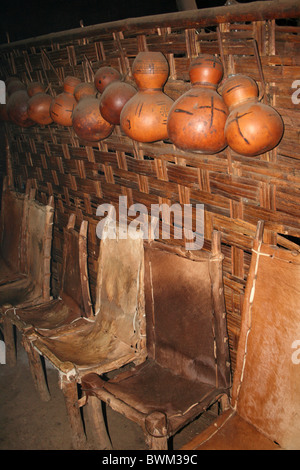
[3,214,93,402]
[0,188,54,366]
[81,230,231,450]
[23,217,147,449]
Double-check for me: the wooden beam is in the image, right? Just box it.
[0,0,299,50]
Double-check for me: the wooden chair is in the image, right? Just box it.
[3,214,93,401]
[181,220,300,450]
[23,218,147,449]
[0,177,27,285]
[81,231,231,450]
[0,189,54,366]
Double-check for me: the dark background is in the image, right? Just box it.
[0,0,252,45]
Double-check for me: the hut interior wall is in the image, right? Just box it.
[1,6,300,370]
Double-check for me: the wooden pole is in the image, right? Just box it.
[0,1,299,50]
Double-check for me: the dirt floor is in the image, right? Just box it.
[0,329,219,451]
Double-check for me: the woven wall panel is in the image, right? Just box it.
[1,12,300,370]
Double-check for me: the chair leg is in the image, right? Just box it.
[145,433,168,450]
[84,396,112,450]
[145,411,169,450]
[60,374,87,450]
[219,393,230,412]
[3,317,16,367]
[22,338,51,402]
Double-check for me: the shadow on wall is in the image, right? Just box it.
[0,130,5,200]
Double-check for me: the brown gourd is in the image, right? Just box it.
[72,82,113,142]
[219,74,284,156]
[6,77,26,97]
[50,76,81,126]
[94,66,121,94]
[74,82,97,102]
[120,52,173,142]
[6,89,35,128]
[167,54,228,153]
[27,81,53,125]
[99,80,137,125]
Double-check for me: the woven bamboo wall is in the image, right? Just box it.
[0,1,300,370]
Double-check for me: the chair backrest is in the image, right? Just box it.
[93,219,146,358]
[60,214,93,318]
[144,232,231,389]
[23,192,54,300]
[0,180,26,272]
[231,221,300,450]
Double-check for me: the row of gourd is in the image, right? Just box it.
[1,52,284,157]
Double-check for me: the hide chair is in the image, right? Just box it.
[23,219,147,449]
[0,186,54,367]
[181,220,300,450]
[81,230,231,450]
[0,177,32,285]
[4,213,93,401]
